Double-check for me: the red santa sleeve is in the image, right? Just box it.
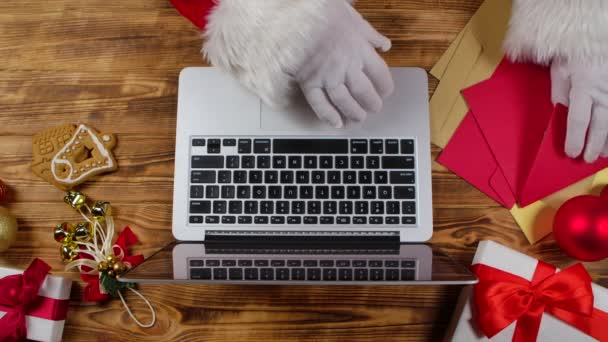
[504,0,608,65]
[169,0,217,30]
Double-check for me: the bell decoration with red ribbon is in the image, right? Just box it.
[54,191,155,328]
[0,258,71,342]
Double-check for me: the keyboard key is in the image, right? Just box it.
[383,156,415,169]
[229,201,242,214]
[218,171,232,184]
[401,269,415,280]
[369,260,383,268]
[245,201,258,214]
[255,216,268,224]
[273,156,286,169]
[291,268,306,280]
[237,260,253,267]
[339,201,353,214]
[374,171,388,184]
[273,139,348,154]
[269,186,282,199]
[289,156,302,168]
[227,156,240,169]
[354,269,368,281]
[344,171,357,184]
[253,139,271,153]
[331,186,345,199]
[391,171,415,184]
[191,171,216,184]
[378,186,392,199]
[223,139,237,147]
[205,216,220,224]
[323,268,337,281]
[328,171,341,184]
[191,268,212,280]
[287,260,302,267]
[402,217,416,225]
[387,201,399,214]
[335,156,349,169]
[323,202,337,215]
[281,171,294,184]
[351,156,364,169]
[363,187,376,199]
[287,216,302,224]
[300,186,313,199]
[401,139,415,154]
[190,201,211,214]
[339,269,353,281]
[320,260,334,267]
[192,156,224,169]
[337,216,351,224]
[307,201,321,214]
[370,216,383,224]
[206,260,220,266]
[402,260,416,268]
[189,216,203,224]
[370,269,384,281]
[249,171,263,183]
[221,186,235,198]
[245,268,259,280]
[191,186,205,198]
[353,260,366,267]
[271,216,285,224]
[307,268,321,281]
[237,186,251,199]
[336,260,350,267]
[222,260,236,267]
[386,139,399,154]
[386,216,400,224]
[242,156,255,168]
[312,171,325,184]
[351,139,368,154]
[304,156,317,169]
[320,156,333,169]
[252,186,266,199]
[296,171,310,184]
[320,216,335,224]
[359,171,372,184]
[366,156,380,169]
[207,139,221,154]
[346,186,360,199]
[213,201,227,214]
[303,260,317,267]
[304,216,318,224]
[192,139,206,147]
[316,186,329,199]
[205,185,219,198]
[257,156,271,169]
[356,202,369,214]
[385,260,399,268]
[234,171,247,183]
[255,260,269,267]
[222,216,236,224]
[277,269,289,280]
[213,268,227,280]
[394,186,416,199]
[190,260,205,267]
[371,201,384,214]
[353,217,367,224]
[285,186,298,199]
[238,216,253,224]
[402,201,416,214]
[260,268,274,280]
[261,201,274,214]
[238,139,252,153]
[369,139,383,154]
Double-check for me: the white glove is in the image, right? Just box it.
[551,59,608,163]
[295,1,394,128]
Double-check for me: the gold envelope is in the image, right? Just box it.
[430,0,608,243]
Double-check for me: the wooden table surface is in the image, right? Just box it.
[1,0,606,341]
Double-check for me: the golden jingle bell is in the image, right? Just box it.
[64,191,87,210]
[91,201,111,221]
[112,261,127,275]
[73,222,92,242]
[60,241,79,262]
[54,222,74,242]
[97,261,109,272]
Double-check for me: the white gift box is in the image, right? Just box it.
[445,240,608,342]
[0,264,72,342]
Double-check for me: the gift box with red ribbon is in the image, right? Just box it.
[445,241,608,342]
[0,258,72,342]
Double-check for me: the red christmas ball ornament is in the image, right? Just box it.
[0,179,8,203]
[553,186,608,261]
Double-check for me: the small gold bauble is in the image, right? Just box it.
[106,255,115,264]
[97,261,109,272]
[0,207,18,252]
[73,222,91,242]
[64,191,87,210]
[53,222,72,242]
[60,242,78,262]
[112,261,127,275]
[106,269,115,278]
[91,202,111,221]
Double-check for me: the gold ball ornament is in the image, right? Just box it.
[91,201,111,221]
[106,254,115,264]
[73,222,92,242]
[64,191,87,210]
[97,261,109,272]
[112,261,127,275]
[0,206,18,252]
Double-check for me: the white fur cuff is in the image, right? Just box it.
[504,0,608,65]
[202,0,331,108]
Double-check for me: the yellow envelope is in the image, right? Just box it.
[430,0,512,148]
[430,0,608,243]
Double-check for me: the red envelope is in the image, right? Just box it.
[438,58,608,208]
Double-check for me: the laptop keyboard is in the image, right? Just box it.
[188,257,417,281]
[188,138,417,227]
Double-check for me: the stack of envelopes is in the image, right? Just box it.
[430,0,608,243]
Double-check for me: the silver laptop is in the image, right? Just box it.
[119,67,476,285]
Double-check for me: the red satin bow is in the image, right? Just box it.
[471,261,608,342]
[0,258,52,341]
[81,227,144,302]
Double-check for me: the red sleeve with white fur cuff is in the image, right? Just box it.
[170,0,217,30]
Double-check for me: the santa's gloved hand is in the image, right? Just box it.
[551,59,608,163]
[294,1,394,128]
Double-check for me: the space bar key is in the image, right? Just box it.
[273,139,349,154]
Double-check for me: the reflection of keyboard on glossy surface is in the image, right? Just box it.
[188,137,418,227]
[188,257,418,282]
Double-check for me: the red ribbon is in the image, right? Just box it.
[471,261,608,342]
[81,227,144,302]
[0,258,69,342]
[169,0,216,30]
